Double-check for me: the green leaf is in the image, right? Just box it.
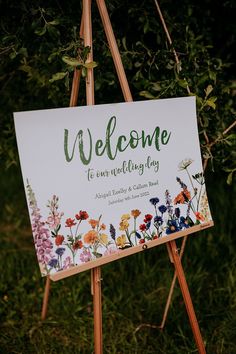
[83,61,98,69]
[62,55,83,67]
[34,26,47,36]
[49,72,67,83]
[227,171,233,185]
[178,79,188,89]
[81,67,87,77]
[139,91,155,99]
[151,82,161,91]
[205,84,213,97]
[206,96,217,110]
[48,19,60,26]
[19,65,32,73]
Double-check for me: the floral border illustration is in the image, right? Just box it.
[26,158,212,276]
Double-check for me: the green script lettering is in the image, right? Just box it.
[64,129,92,165]
[64,116,171,165]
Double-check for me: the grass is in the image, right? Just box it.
[0,167,236,353]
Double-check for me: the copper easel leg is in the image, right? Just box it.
[41,275,51,320]
[159,236,188,329]
[83,0,94,105]
[168,240,206,354]
[91,267,103,354]
[96,0,133,102]
[83,1,103,353]
[40,10,84,322]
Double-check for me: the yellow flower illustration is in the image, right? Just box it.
[99,233,108,246]
[116,234,127,248]
[119,219,129,231]
[121,213,131,221]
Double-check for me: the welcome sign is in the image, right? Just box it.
[14,97,213,280]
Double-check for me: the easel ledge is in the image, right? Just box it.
[50,221,213,281]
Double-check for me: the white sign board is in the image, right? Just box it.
[14,97,213,280]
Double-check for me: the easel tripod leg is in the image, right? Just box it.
[159,236,188,328]
[41,276,50,320]
[96,0,132,102]
[168,240,206,354]
[91,267,103,354]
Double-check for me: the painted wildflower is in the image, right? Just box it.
[104,246,119,256]
[119,219,129,231]
[26,181,53,275]
[109,224,116,240]
[48,258,58,269]
[195,212,205,222]
[88,219,99,229]
[73,239,83,250]
[166,220,180,234]
[139,224,146,231]
[55,247,66,257]
[75,210,89,221]
[154,216,163,226]
[144,214,153,222]
[65,218,76,227]
[178,158,193,170]
[55,234,64,246]
[158,205,167,214]
[116,234,127,248]
[80,249,92,263]
[121,213,131,221]
[46,195,64,230]
[99,233,109,246]
[63,256,72,269]
[83,230,98,244]
[26,156,211,276]
[149,197,160,206]
[131,209,141,218]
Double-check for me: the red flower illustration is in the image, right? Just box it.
[75,210,89,221]
[139,224,146,231]
[65,218,76,227]
[73,240,83,250]
[144,214,153,223]
[55,235,64,246]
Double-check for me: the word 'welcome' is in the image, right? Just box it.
[64,116,171,165]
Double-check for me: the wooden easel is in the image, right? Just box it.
[41,1,206,353]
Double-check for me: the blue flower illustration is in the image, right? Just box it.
[48,258,58,268]
[56,247,66,257]
[154,215,163,226]
[166,220,180,234]
[149,197,159,206]
[158,205,167,214]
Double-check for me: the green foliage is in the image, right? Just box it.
[0,0,235,183]
[0,2,235,352]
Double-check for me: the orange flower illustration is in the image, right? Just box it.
[83,230,98,244]
[195,212,205,222]
[100,223,106,230]
[174,189,191,204]
[131,209,141,218]
[88,219,99,229]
